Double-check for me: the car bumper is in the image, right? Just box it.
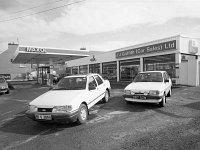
[123,94,162,103]
[0,88,9,93]
[26,110,79,123]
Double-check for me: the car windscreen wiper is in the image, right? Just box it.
[52,87,68,90]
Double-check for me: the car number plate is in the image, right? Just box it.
[35,115,52,120]
[140,96,146,100]
[133,95,146,100]
[133,95,140,99]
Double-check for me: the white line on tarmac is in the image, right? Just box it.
[2,129,51,150]
[0,114,25,127]
[0,117,14,127]
[1,111,13,116]
[14,99,29,102]
[1,117,14,123]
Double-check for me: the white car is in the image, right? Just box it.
[26,73,111,124]
[123,71,172,107]
[0,77,9,94]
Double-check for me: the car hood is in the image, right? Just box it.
[125,82,163,92]
[30,90,85,107]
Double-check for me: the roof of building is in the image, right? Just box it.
[10,45,94,64]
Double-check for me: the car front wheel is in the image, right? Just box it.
[125,100,132,104]
[77,104,88,124]
[159,94,166,107]
[102,90,109,103]
[5,89,10,94]
[167,88,172,97]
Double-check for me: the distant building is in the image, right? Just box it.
[65,35,200,86]
[0,43,32,80]
[8,44,99,85]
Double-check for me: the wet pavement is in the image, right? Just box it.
[0,84,200,150]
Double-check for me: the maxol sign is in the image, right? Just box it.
[116,40,177,58]
[25,47,47,53]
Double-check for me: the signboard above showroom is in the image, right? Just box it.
[116,40,177,58]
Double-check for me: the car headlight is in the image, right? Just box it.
[124,90,131,95]
[0,86,5,89]
[149,90,160,95]
[52,105,72,113]
[29,105,38,112]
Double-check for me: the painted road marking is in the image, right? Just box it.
[87,110,130,124]
[0,114,25,127]
[0,118,14,127]
[0,97,28,102]
[2,129,51,150]
[1,111,13,116]
[108,111,130,115]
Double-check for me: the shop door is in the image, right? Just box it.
[38,67,50,85]
[42,67,49,85]
[179,62,188,85]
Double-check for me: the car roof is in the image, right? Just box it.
[139,71,166,74]
[64,73,100,78]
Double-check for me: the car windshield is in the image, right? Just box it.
[0,78,5,83]
[53,77,87,90]
[133,72,163,82]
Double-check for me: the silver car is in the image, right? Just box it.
[123,71,172,107]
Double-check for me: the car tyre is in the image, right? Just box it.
[125,100,132,104]
[77,104,88,124]
[159,94,166,107]
[5,89,10,94]
[102,90,109,103]
[167,88,172,97]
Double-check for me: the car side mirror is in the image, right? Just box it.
[89,84,96,91]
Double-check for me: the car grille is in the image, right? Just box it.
[134,92,145,95]
[38,108,53,112]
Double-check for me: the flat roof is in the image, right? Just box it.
[11,46,90,64]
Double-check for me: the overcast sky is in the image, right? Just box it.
[0,0,200,53]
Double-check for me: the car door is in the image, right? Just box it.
[163,72,171,94]
[87,76,99,109]
[94,75,106,100]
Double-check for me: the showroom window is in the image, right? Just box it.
[89,63,100,73]
[120,59,140,81]
[143,54,176,79]
[102,61,117,81]
[94,75,103,85]
[79,65,88,74]
[66,67,72,75]
[72,66,78,75]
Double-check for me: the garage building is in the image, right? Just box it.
[65,35,200,86]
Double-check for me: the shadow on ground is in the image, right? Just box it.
[0,110,83,136]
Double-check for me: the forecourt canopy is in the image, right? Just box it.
[11,46,90,64]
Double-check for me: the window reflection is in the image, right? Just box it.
[102,61,117,81]
[143,54,176,81]
[120,59,140,81]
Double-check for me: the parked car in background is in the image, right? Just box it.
[26,73,111,124]
[123,71,172,107]
[0,77,9,94]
